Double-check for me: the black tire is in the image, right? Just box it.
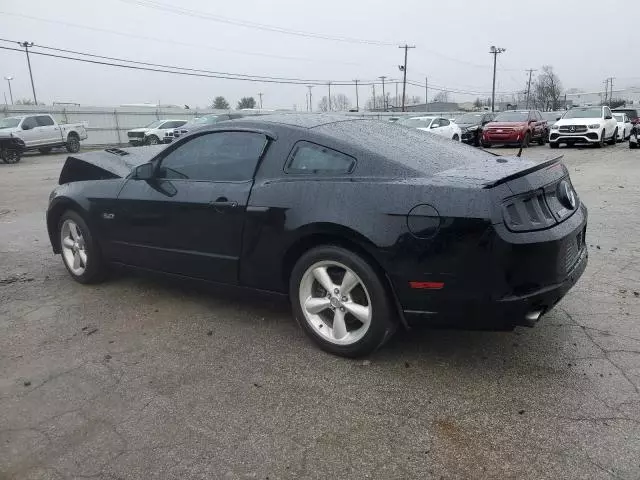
[481,141,491,148]
[595,131,605,148]
[57,210,107,284]
[39,147,53,154]
[452,134,459,142]
[1,149,21,164]
[537,130,548,145]
[521,132,530,148]
[549,142,559,149]
[146,135,159,146]
[608,128,618,145]
[630,142,638,149]
[65,134,80,153]
[289,245,397,358]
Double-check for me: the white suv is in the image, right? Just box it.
[549,106,618,148]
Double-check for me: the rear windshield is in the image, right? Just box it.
[613,114,625,122]
[456,113,484,123]
[315,120,494,176]
[397,118,431,128]
[563,108,602,119]
[193,115,219,125]
[493,112,528,122]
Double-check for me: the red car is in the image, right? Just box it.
[482,110,548,147]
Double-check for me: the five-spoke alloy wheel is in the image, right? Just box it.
[290,245,396,357]
[58,210,107,284]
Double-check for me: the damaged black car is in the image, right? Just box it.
[46,114,587,357]
[0,130,26,164]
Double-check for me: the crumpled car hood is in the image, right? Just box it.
[58,145,166,184]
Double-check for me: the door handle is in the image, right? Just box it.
[210,197,237,208]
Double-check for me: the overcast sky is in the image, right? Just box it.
[1,0,636,109]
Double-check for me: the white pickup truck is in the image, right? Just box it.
[0,114,88,154]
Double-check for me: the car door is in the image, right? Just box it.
[110,130,269,283]
[438,118,453,138]
[429,118,447,137]
[603,107,615,137]
[35,115,61,145]
[18,116,41,147]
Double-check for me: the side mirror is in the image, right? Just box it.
[556,116,561,121]
[430,124,439,129]
[22,124,32,130]
[133,163,154,180]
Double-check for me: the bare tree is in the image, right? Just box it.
[318,94,352,112]
[433,90,449,103]
[532,66,563,111]
[473,98,483,110]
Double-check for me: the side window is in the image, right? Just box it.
[439,118,450,126]
[430,119,440,128]
[21,116,38,130]
[162,121,184,129]
[536,111,543,121]
[36,115,54,126]
[158,131,267,182]
[285,141,355,175]
[604,107,612,118]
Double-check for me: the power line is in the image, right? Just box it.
[117,0,398,46]
[0,39,382,86]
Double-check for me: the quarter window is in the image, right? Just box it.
[439,118,450,126]
[158,131,267,181]
[285,141,355,175]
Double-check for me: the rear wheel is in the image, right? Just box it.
[289,245,396,357]
[65,134,80,153]
[58,210,107,284]
[608,128,618,145]
[146,135,159,146]
[39,147,52,154]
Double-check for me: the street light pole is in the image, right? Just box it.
[4,76,14,105]
[489,45,506,112]
[306,85,313,112]
[398,44,415,112]
[18,42,38,105]
[353,79,359,111]
[328,82,332,111]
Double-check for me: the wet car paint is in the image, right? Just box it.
[46,114,587,328]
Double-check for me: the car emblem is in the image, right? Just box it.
[497,129,503,133]
[569,126,575,132]
[558,180,576,210]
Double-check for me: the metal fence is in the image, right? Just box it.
[1,104,466,146]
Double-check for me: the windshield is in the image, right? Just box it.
[493,111,529,122]
[563,108,602,119]
[144,120,164,128]
[614,109,637,118]
[398,118,431,128]
[456,113,484,124]
[193,115,219,125]
[0,117,21,129]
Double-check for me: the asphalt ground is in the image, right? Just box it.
[1,141,639,479]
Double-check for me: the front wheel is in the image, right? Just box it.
[58,210,107,284]
[521,132,530,148]
[595,131,605,148]
[146,135,159,145]
[452,134,460,142]
[289,246,396,357]
[537,131,548,145]
[549,142,559,149]
[1,148,21,164]
[608,128,618,145]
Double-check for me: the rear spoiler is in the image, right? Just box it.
[483,154,564,188]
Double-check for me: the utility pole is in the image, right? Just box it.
[603,79,609,105]
[372,84,376,110]
[258,92,263,109]
[306,85,313,112]
[489,46,506,112]
[525,68,537,108]
[395,82,398,109]
[4,76,14,105]
[18,42,37,105]
[379,76,387,111]
[425,76,428,112]
[327,82,332,111]
[353,79,359,111]
[398,44,416,112]
[609,77,615,105]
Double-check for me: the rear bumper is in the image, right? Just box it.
[394,203,588,329]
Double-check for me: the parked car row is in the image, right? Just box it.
[0,114,88,163]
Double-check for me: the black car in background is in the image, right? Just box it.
[163,113,244,143]
[46,114,587,357]
[456,112,496,146]
[612,107,639,125]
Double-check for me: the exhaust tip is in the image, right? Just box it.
[521,309,544,327]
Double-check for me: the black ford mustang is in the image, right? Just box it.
[46,114,587,357]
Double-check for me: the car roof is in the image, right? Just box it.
[225,113,368,129]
